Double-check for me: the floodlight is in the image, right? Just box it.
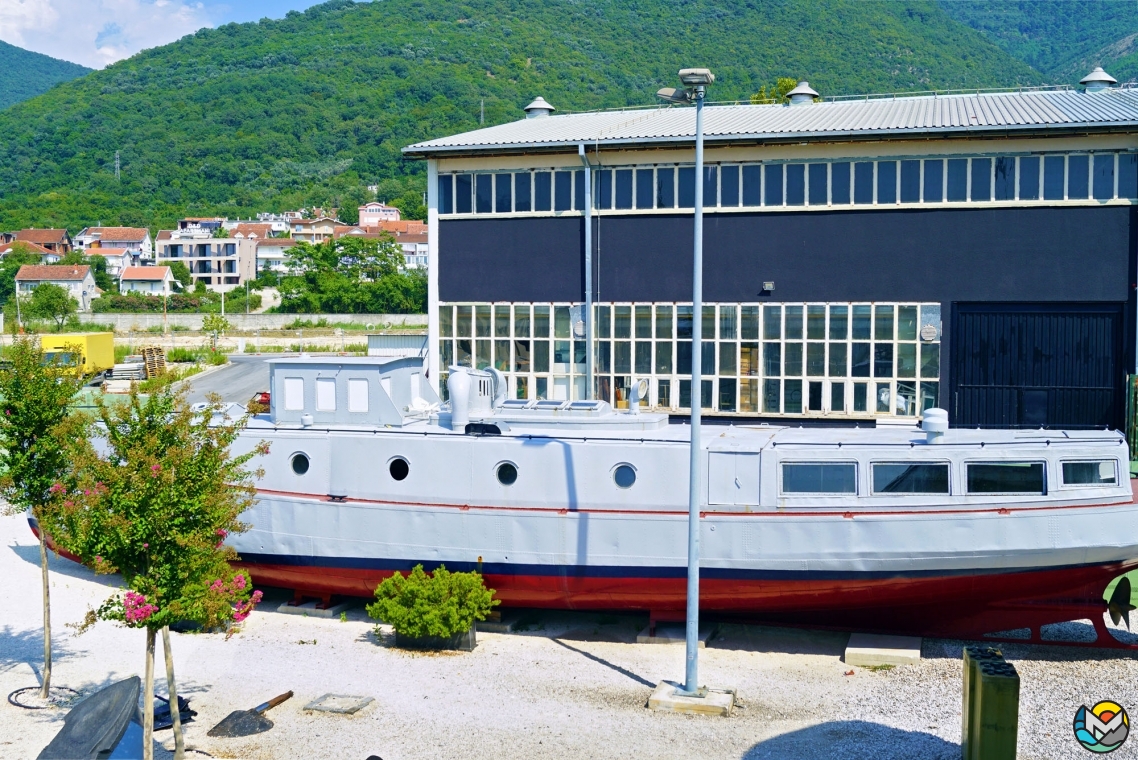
[656,87,691,103]
[678,68,715,86]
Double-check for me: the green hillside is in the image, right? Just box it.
[0,40,91,111]
[0,0,1044,232]
[939,1,1138,83]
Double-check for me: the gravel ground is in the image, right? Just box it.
[2,512,1136,760]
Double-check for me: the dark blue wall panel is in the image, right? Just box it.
[439,206,1132,305]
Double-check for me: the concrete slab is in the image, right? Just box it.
[276,600,354,619]
[636,622,717,646]
[303,693,375,715]
[477,615,518,634]
[844,633,922,667]
[647,681,735,716]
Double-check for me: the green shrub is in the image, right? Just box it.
[366,564,497,639]
[166,347,201,363]
[204,349,228,366]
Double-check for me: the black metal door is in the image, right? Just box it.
[951,303,1123,429]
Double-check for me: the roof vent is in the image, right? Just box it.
[523,97,555,119]
[1080,67,1118,93]
[785,81,819,106]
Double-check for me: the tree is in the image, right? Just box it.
[750,77,801,105]
[212,226,229,238]
[0,245,44,305]
[277,234,424,314]
[169,261,193,290]
[28,283,78,331]
[201,313,230,350]
[0,337,88,699]
[45,386,267,760]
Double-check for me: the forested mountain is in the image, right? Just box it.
[940,1,1138,84]
[0,0,1047,232]
[0,40,91,111]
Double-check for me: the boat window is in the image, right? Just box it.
[291,453,310,476]
[389,457,409,481]
[966,462,1045,494]
[1062,460,1117,486]
[781,463,856,494]
[872,463,949,494]
[315,378,336,411]
[613,464,636,489]
[283,377,304,411]
[496,462,518,486]
[348,379,369,413]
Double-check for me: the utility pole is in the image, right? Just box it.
[115,151,121,181]
[480,99,485,125]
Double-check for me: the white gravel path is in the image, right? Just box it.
[1,512,1135,760]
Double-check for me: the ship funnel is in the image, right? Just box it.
[922,408,948,444]
[448,367,471,430]
[488,367,508,408]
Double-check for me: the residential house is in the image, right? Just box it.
[155,228,256,292]
[376,219,427,236]
[230,223,276,240]
[74,226,153,261]
[120,266,174,297]
[290,217,339,243]
[359,201,401,228]
[178,218,225,233]
[10,229,72,253]
[15,265,97,311]
[256,238,297,276]
[256,212,301,235]
[334,226,428,269]
[86,249,132,278]
[0,241,62,264]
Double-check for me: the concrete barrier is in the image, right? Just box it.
[75,313,427,332]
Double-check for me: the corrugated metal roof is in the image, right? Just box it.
[404,88,1138,157]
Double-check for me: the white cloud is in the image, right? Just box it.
[0,0,216,68]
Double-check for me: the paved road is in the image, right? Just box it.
[182,355,272,405]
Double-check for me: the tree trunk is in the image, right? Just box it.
[38,529,51,700]
[143,628,155,760]
[162,626,184,760]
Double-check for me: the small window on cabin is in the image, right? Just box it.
[1062,460,1117,486]
[283,377,304,411]
[966,462,1045,494]
[872,463,949,494]
[348,378,369,413]
[781,463,857,494]
[315,378,337,411]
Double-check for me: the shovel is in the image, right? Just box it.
[207,691,293,738]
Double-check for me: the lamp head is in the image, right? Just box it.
[656,87,692,104]
[678,68,715,86]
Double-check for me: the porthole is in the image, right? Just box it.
[291,453,310,475]
[496,462,518,486]
[613,464,637,489]
[389,457,410,481]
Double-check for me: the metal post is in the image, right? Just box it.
[580,144,593,399]
[682,84,706,697]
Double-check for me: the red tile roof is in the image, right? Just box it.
[15,265,91,281]
[374,220,427,235]
[0,241,54,256]
[257,238,297,247]
[156,230,173,241]
[14,229,69,245]
[231,223,274,238]
[86,227,148,242]
[120,266,170,281]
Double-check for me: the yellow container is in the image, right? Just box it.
[39,332,115,374]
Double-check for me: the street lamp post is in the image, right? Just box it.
[658,67,715,698]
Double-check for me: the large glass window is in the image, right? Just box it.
[554,171,573,211]
[495,173,512,213]
[900,160,920,203]
[854,162,873,204]
[786,164,805,206]
[808,164,827,205]
[721,165,740,207]
[1068,155,1089,199]
[877,161,897,204]
[534,171,552,211]
[1043,155,1065,200]
[971,158,991,201]
[657,168,675,208]
[515,172,531,212]
[742,165,762,206]
[782,463,857,494]
[1019,156,1040,200]
[967,462,1045,494]
[678,167,696,208]
[1093,154,1115,200]
[615,169,634,209]
[831,162,851,204]
[455,174,473,214]
[636,169,654,209]
[994,157,1015,201]
[947,159,968,201]
[873,463,949,494]
[765,164,784,206]
[476,174,493,213]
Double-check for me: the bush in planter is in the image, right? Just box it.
[367,564,498,643]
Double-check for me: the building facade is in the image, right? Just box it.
[15,265,97,311]
[406,82,1138,429]
[120,266,174,296]
[359,201,402,228]
[155,229,257,291]
[74,227,153,260]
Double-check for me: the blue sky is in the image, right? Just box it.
[0,0,331,69]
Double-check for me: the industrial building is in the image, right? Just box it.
[405,71,1138,429]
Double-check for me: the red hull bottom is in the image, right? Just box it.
[238,559,1138,646]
